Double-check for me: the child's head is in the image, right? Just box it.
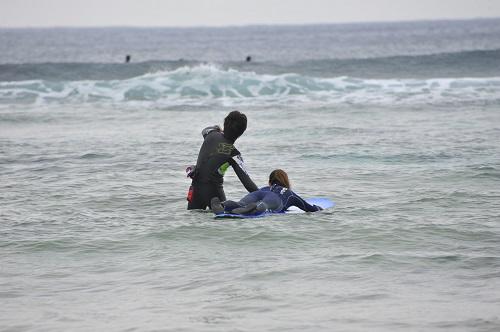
[223,111,247,142]
[269,169,291,188]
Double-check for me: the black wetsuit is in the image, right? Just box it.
[187,126,258,210]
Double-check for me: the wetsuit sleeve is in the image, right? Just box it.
[288,191,322,212]
[201,125,222,138]
[228,154,259,192]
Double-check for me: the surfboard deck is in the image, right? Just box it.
[214,197,334,219]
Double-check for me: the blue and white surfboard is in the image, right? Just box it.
[214,197,334,219]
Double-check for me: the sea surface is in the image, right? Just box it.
[1,19,500,331]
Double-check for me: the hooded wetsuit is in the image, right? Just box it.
[187,126,258,210]
[222,184,321,213]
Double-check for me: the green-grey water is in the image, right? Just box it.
[2,20,500,331]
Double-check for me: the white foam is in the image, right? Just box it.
[1,64,500,108]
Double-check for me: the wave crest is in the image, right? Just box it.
[1,64,500,108]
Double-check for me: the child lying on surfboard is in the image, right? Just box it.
[210,169,323,215]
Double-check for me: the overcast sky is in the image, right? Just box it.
[1,0,499,28]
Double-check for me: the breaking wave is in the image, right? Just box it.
[1,64,500,108]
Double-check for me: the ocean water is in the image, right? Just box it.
[1,19,500,331]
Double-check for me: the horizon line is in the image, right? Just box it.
[1,16,499,29]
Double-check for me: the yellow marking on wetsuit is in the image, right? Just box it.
[217,143,233,155]
[218,162,230,175]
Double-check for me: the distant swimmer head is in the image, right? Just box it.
[223,110,247,142]
[269,169,291,188]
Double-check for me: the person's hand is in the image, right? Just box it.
[186,165,196,178]
[314,205,323,211]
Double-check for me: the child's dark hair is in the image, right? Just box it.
[269,169,291,188]
[223,111,247,142]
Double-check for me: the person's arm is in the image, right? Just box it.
[288,191,322,212]
[228,154,258,192]
[201,125,222,138]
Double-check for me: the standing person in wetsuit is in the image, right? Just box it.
[187,111,258,210]
[211,169,323,215]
